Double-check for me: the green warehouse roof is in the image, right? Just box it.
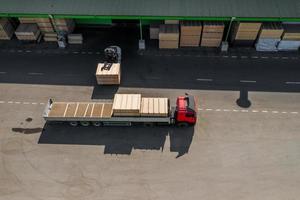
[0,0,299,20]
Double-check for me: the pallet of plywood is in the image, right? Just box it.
[52,18,75,33]
[258,22,283,39]
[180,21,202,47]
[96,63,121,85]
[282,24,300,40]
[201,22,224,47]
[0,18,14,40]
[15,23,41,41]
[112,94,141,116]
[231,22,262,42]
[68,33,83,44]
[140,98,168,117]
[48,102,113,118]
[159,24,179,49]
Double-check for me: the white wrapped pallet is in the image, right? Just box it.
[277,40,300,51]
[255,38,280,52]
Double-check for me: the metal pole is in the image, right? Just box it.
[225,17,236,42]
[139,19,143,40]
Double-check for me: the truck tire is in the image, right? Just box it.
[80,121,90,127]
[177,122,189,127]
[69,121,78,127]
[92,121,102,127]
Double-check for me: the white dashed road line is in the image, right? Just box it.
[286,81,300,85]
[27,72,44,76]
[0,72,7,74]
[197,108,299,115]
[240,80,257,83]
[196,78,213,82]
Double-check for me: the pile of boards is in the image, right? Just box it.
[201,22,224,47]
[159,24,179,49]
[95,63,121,85]
[278,24,300,51]
[68,34,83,44]
[149,24,160,39]
[231,22,262,46]
[0,18,14,40]
[112,94,169,117]
[15,23,41,41]
[255,23,284,51]
[52,18,75,33]
[180,21,202,47]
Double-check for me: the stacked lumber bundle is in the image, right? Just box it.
[0,18,14,40]
[112,94,141,117]
[43,32,58,42]
[52,18,75,33]
[68,34,83,44]
[159,24,179,49]
[18,18,36,24]
[165,20,179,25]
[180,21,202,47]
[96,63,121,85]
[231,22,262,46]
[15,23,41,41]
[255,23,283,52]
[150,24,159,39]
[278,24,300,51]
[140,98,168,117]
[201,22,224,47]
[35,18,54,33]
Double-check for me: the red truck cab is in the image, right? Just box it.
[175,95,197,127]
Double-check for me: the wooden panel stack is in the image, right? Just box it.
[140,98,168,117]
[165,20,179,25]
[180,21,202,47]
[112,94,142,117]
[277,24,300,51]
[43,32,58,42]
[68,34,83,44]
[150,24,159,39]
[231,22,262,46]
[201,22,224,47]
[51,18,75,33]
[35,18,54,33]
[0,18,14,40]
[159,24,179,49]
[15,23,41,41]
[96,63,121,85]
[255,23,283,51]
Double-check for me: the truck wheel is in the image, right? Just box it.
[177,122,189,127]
[80,121,90,127]
[92,121,102,127]
[69,121,78,127]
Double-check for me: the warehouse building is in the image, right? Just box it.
[0,0,300,51]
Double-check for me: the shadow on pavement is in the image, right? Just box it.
[38,122,194,157]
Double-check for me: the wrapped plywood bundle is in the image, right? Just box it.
[180,21,202,47]
[277,24,300,51]
[231,22,262,46]
[96,63,121,85]
[68,33,83,44]
[112,94,141,116]
[159,24,179,49]
[15,23,41,41]
[140,98,168,117]
[201,22,224,47]
[150,24,159,39]
[256,23,283,52]
[0,18,14,40]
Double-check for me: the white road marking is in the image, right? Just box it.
[0,101,5,103]
[206,108,213,111]
[262,110,268,113]
[40,103,45,105]
[282,57,288,59]
[281,111,287,114]
[15,102,20,104]
[241,110,249,112]
[196,78,213,82]
[23,102,30,104]
[231,55,237,58]
[31,102,37,105]
[0,72,7,74]
[252,110,259,113]
[252,56,259,59]
[8,101,13,104]
[17,50,23,53]
[291,112,298,114]
[215,109,221,112]
[26,50,31,53]
[240,80,257,83]
[261,56,268,59]
[198,108,203,111]
[286,81,300,85]
[73,51,79,54]
[233,109,239,112]
[28,72,44,76]
[223,109,230,112]
[272,111,279,114]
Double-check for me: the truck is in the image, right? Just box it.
[43,94,197,127]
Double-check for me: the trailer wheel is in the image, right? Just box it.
[80,121,90,127]
[92,121,102,127]
[69,121,78,127]
[177,122,189,128]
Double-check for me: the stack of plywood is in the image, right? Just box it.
[140,98,168,117]
[96,63,121,85]
[0,18,14,40]
[159,24,179,49]
[201,22,224,47]
[112,94,141,116]
[180,21,202,47]
[231,22,262,46]
[256,23,283,51]
[150,24,159,39]
[43,32,58,42]
[35,18,54,33]
[18,18,37,24]
[165,20,179,25]
[15,23,41,41]
[277,24,300,51]
[68,34,83,44]
[52,18,75,33]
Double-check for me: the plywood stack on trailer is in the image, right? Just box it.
[140,98,168,117]
[150,24,160,39]
[15,23,41,41]
[180,21,202,47]
[201,22,224,47]
[256,22,283,51]
[277,24,300,51]
[51,18,75,33]
[159,24,179,49]
[112,94,141,117]
[231,22,262,46]
[0,18,14,40]
[96,63,121,85]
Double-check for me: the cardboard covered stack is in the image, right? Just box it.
[201,22,224,47]
[256,22,283,51]
[150,24,159,39]
[0,18,14,40]
[112,94,141,116]
[15,23,41,41]
[231,22,262,46]
[96,63,121,85]
[277,24,300,51]
[180,21,202,47]
[140,98,169,117]
[52,18,75,33]
[159,24,179,49]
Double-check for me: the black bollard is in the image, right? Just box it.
[236,87,251,108]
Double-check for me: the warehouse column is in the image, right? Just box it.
[221,17,236,51]
[138,19,146,50]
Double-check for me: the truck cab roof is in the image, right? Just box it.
[177,95,196,113]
